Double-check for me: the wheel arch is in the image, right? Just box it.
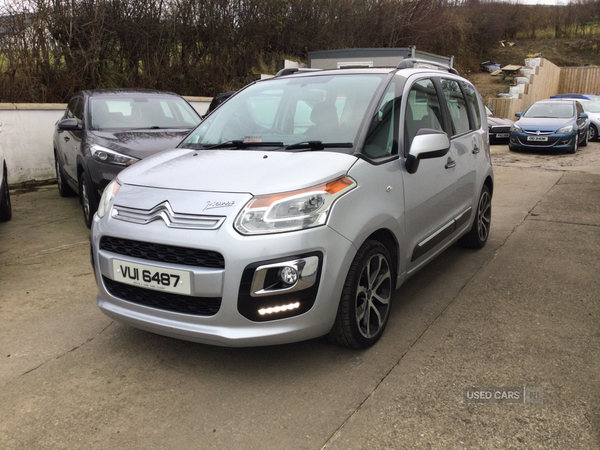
[363,228,399,290]
[484,175,493,197]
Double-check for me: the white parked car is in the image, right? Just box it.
[552,96,600,141]
[91,60,494,348]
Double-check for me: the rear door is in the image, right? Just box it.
[401,77,458,270]
[438,78,480,232]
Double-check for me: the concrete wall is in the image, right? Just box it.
[0,97,211,186]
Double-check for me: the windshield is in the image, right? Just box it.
[580,101,600,113]
[181,74,386,150]
[523,102,574,119]
[89,96,200,131]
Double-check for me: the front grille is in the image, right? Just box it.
[490,126,510,133]
[100,236,225,269]
[524,130,553,135]
[103,276,221,316]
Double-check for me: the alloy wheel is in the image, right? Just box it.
[477,189,492,243]
[355,253,392,339]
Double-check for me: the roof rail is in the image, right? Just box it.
[396,58,459,75]
[275,68,322,77]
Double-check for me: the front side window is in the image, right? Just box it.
[363,81,399,159]
[65,97,79,119]
[182,74,386,150]
[441,79,470,136]
[404,78,444,152]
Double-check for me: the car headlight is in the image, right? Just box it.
[90,144,139,166]
[556,125,573,134]
[97,180,121,218]
[510,124,522,133]
[234,177,356,235]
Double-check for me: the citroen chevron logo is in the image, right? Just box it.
[114,201,225,230]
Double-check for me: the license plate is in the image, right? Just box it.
[496,133,509,138]
[527,136,548,142]
[112,259,192,295]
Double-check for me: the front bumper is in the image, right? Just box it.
[91,203,356,347]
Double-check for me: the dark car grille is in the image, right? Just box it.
[103,276,221,316]
[100,236,225,269]
[490,125,511,133]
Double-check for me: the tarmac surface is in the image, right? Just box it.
[1,142,599,449]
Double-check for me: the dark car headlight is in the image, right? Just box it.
[90,144,139,166]
[510,124,522,133]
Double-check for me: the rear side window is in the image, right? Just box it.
[462,83,481,130]
[441,79,470,136]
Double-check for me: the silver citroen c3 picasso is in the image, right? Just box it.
[90,60,494,349]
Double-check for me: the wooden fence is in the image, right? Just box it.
[487,59,562,120]
[559,67,600,95]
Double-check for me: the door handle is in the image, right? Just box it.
[472,146,480,154]
[64,136,70,142]
[445,158,456,169]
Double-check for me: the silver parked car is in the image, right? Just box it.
[90,61,494,348]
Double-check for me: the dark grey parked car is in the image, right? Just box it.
[486,106,513,144]
[53,89,201,227]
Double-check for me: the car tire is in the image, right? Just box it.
[580,128,589,147]
[0,165,12,222]
[327,239,393,349]
[568,135,578,154]
[55,151,75,197]
[590,124,598,142]
[459,185,492,249]
[79,172,97,229]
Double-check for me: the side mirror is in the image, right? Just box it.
[57,118,82,131]
[579,113,588,119]
[406,129,450,174]
[515,112,522,118]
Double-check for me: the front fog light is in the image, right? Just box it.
[280,266,298,285]
[238,253,322,322]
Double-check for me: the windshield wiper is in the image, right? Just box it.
[205,140,284,150]
[282,141,353,151]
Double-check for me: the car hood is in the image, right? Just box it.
[117,148,359,195]
[89,129,193,159]
[487,116,513,127]
[515,117,574,131]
